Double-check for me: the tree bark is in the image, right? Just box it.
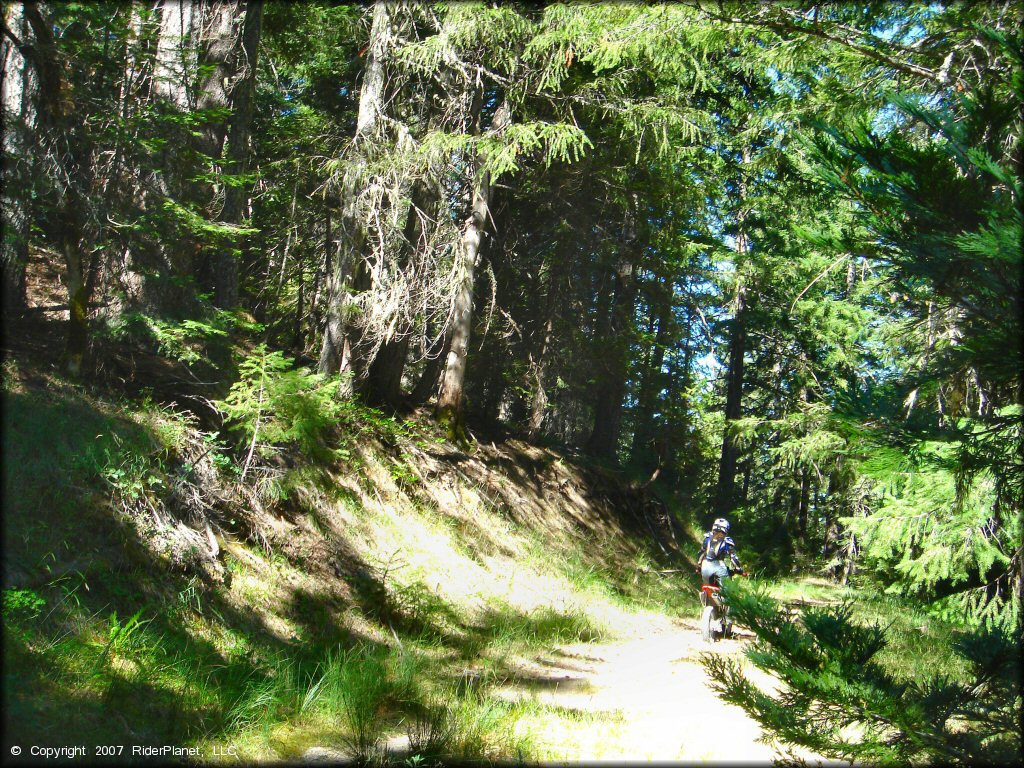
[362,180,432,408]
[215,0,262,309]
[630,275,672,467]
[436,95,511,440]
[22,3,94,374]
[797,467,810,548]
[526,272,558,439]
[713,150,752,518]
[410,323,450,406]
[713,273,747,517]
[132,0,199,313]
[1,1,37,317]
[194,0,240,160]
[152,0,195,110]
[585,196,641,460]
[319,0,391,380]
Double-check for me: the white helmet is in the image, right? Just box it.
[712,518,730,534]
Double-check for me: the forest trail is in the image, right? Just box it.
[493,614,798,763]
[304,613,826,764]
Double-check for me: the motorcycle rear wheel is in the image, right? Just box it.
[701,604,716,643]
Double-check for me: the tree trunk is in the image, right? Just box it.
[194,0,240,160]
[22,3,93,374]
[292,254,305,351]
[435,186,487,439]
[62,207,90,376]
[841,531,859,585]
[586,196,641,460]
[364,336,411,409]
[797,468,810,547]
[410,323,450,406]
[1,1,36,317]
[152,0,195,110]
[319,0,391,381]
[630,276,672,467]
[132,0,199,313]
[436,95,511,440]
[308,202,331,349]
[192,0,254,303]
[713,151,752,517]
[713,277,748,517]
[362,180,431,408]
[527,303,557,439]
[215,0,262,309]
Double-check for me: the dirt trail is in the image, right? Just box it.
[305,613,834,764]
[494,613,823,764]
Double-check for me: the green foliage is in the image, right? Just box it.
[2,589,47,623]
[217,346,344,463]
[846,438,1020,632]
[92,609,153,672]
[102,311,244,365]
[702,585,1022,765]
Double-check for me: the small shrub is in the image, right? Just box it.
[218,346,344,465]
[2,589,47,623]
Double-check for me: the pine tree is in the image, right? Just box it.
[702,585,1022,765]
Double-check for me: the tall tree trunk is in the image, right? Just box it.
[1,1,37,317]
[319,0,391,381]
[22,3,93,374]
[630,276,672,467]
[94,4,151,319]
[797,468,810,549]
[215,0,262,309]
[309,202,331,349]
[713,151,752,518]
[586,196,641,460]
[410,323,450,406]
[194,0,240,160]
[362,180,431,408]
[713,274,747,517]
[527,267,559,440]
[436,95,511,440]
[292,254,305,351]
[153,0,195,109]
[192,0,250,301]
[133,0,198,313]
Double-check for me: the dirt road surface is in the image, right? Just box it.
[494,613,831,764]
[306,613,837,765]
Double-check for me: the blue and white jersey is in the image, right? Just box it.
[698,532,741,568]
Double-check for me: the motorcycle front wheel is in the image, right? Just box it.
[701,604,716,643]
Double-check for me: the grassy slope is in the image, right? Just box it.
[1,351,694,763]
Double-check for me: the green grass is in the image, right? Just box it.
[471,603,605,653]
[845,586,974,685]
[761,575,973,685]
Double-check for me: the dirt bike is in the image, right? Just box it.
[699,570,746,643]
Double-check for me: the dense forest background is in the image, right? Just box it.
[2,0,1021,763]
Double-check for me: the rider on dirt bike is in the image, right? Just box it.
[696,518,743,587]
[696,518,746,641]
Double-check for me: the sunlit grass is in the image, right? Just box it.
[492,691,627,762]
